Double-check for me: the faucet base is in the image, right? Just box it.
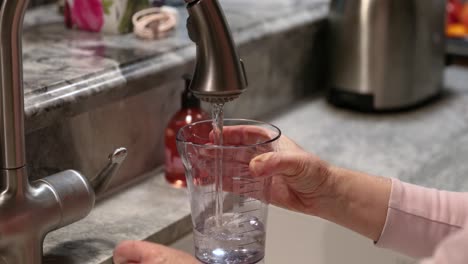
[0,168,95,264]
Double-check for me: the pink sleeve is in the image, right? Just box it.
[419,226,468,264]
[376,178,468,258]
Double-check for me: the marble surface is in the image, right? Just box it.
[43,65,468,263]
[44,168,192,264]
[273,65,468,192]
[23,1,325,191]
[22,0,329,132]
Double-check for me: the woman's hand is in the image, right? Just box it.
[112,125,392,264]
[220,125,333,216]
[222,126,391,241]
[113,241,200,264]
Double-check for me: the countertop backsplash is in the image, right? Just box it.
[22,1,329,198]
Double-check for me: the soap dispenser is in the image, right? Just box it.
[165,75,209,187]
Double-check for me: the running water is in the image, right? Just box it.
[194,104,267,263]
[194,213,266,264]
[211,103,224,227]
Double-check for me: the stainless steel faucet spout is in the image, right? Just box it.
[0,0,28,171]
[186,0,248,103]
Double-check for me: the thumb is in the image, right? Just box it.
[250,151,330,194]
[113,240,199,264]
[250,151,310,178]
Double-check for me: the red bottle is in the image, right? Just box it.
[165,75,209,187]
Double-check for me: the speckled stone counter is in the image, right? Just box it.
[273,65,468,192]
[23,0,329,215]
[20,0,329,194]
[22,0,329,132]
[44,169,191,264]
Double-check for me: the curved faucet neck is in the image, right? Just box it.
[0,0,28,172]
[185,0,248,103]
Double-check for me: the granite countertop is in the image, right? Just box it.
[273,65,468,192]
[22,0,329,132]
[43,65,468,263]
[44,168,192,264]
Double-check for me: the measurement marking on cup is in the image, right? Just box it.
[239,241,258,247]
[239,208,260,214]
[239,219,254,224]
[240,190,262,195]
[238,228,257,234]
[240,199,257,204]
[234,177,261,184]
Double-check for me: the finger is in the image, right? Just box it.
[249,151,329,194]
[189,163,266,201]
[191,160,248,187]
[249,151,308,177]
[113,240,199,264]
[209,125,273,146]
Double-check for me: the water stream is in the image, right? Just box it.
[211,103,224,227]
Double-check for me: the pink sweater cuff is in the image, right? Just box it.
[376,178,467,258]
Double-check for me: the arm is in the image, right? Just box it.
[113,129,468,263]
[375,179,468,258]
[250,154,391,241]
[265,158,468,258]
[316,167,392,242]
[247,132,468,258]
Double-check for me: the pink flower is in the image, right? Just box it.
[71,0,104,32]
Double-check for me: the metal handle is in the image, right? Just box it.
[0,0,29,170]
[90,147,128,195]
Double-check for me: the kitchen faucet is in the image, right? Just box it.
[184,0,248,103]
[0,1,127,263]
[0,0,245,263]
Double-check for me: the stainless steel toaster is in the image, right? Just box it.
[327,0,446,111]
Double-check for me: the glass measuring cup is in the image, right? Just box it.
[177,119,281,264]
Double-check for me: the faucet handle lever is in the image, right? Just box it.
[91,147,128,195]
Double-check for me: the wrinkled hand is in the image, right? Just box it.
[113,241,200,264]
[221,126,332,216]
[221,126,392,241]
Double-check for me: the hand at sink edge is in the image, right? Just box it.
[113,240,200,264]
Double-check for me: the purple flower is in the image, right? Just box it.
[71,0,104,32]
